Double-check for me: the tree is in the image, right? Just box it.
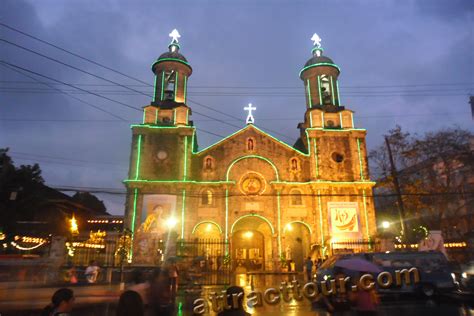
[72,192,107,214]
[370,127,474,239]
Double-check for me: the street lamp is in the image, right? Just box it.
[382,221,390,229]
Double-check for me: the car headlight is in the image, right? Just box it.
[462,272,467,279]
[451,273,456,281]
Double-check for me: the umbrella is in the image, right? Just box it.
[334,258,382,273]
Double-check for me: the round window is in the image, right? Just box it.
[331,152,344,163]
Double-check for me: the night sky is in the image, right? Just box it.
[1,0,473,215]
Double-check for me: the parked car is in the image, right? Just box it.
[316,251,456,297]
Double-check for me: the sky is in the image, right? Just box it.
[1,0,473,215]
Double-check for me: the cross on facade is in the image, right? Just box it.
[244,103,256,124]
[311,33,322,48]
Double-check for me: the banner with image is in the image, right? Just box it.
[138,194,177,234]
[328,202,360,235]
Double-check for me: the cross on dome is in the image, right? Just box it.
[244,103,256,124]
[311,33,322,48]
[169,29,181,44]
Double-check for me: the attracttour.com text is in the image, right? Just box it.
[192,267,420,314]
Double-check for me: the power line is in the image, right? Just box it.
[0,63,128,121]
[0,22,150,86]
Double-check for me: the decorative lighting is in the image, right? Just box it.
[243,231,254,239]
[206,224,212,232]
[382,221,390,229]
[70,214,79,236]
[285,224,293,232]
[165,217,178,230]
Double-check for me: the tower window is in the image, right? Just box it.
[163,70,176,100]
[201,190,213,206]
[204,156,214,170]
[320,75,332,105]
[290,158,299,171]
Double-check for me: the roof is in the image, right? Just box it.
[304,55,335,67]
[157,51,188,62]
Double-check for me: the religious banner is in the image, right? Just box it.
[327,202,360,234]
[138,194,177,234]
[133,194,177,265]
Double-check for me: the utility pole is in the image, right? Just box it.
[385,136,408,240]
[469,96,474,120]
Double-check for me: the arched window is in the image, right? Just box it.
[290,158,299,171]
[201,190,213,206]
[320,75,332,105]
[204,157,213,170]
[290,189,303,206]
[246,138,255,151]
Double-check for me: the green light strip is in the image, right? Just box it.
[185,108,189,125]
[362,189,371,249]
[129,188,138,260]
[174,72,179,102]
[225,189,229,247]
[124,179,235,184]
[336,80,341,106]
[351,113,355,128]
[339,112,343,128]
[306,79,312,108]
[317,190,324,250]
[330,76,335,105]
[356,138,364,180]
[183,75,187,104]
[270,180,375,185]
[321,111,325,127]
[313,139,319,177]
[155,108,158,124]
[142,109,146,124]
[299,62,341,77]
[173,108,177,125]
[230,214,275,235]
[309,111,313,127]
[306,127,367,132]
[181,189,186,238]
[153,75,158,102]
[284,221,313,235]
[183,136,188,180]
[160,72,165,101]
[131,124,195,130]
[197,124,309,156]
[152,58,191,68]
[317,75,323,105]
[277,191,282,255]
[226,154,279,181]
[134,135,142,180]
[191,220,223,234]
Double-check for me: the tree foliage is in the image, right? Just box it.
[369,126,473,234]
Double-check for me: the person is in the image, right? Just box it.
[41,288,75,316]
[127,269,149,306]
[217,286,250,316]
[117,290,144,316]
[149,267,174,316]
[305,257,314,281]
[351,272,379,316]
[165,259,179,301]
[85,260,100,283]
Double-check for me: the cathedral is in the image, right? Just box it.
[124,30,377,270]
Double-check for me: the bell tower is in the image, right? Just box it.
[299,34,354,130]
[142,29,193,127]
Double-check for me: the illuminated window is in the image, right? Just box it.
[320,75,331,105]
[201,190,213,206]
[290,189,303,206]
[163,70,176,100]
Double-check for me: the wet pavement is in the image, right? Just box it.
[1,273,473,315]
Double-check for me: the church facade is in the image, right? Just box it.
[124,32,377,270]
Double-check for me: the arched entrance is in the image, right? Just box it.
[283,222,311,271]
[231,215,274,271]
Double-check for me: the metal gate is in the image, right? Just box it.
[176,239,231,286]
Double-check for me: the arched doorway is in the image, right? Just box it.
[283,222,311,271]
[231,215,274,272]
